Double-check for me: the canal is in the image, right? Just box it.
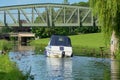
[9,46,120,80]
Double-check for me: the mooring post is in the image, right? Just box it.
[100,47,104,57]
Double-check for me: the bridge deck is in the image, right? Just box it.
[10,33,35,37]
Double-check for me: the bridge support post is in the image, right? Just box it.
[49,7,52,27]
[4,11,7,26]
[18,34,21,45]
[78,9,82,27]
[93,16,96,27]
[32,8,34,23]
[46,7,50,27]
[49,6,54,27]
[18,10,21,27]
[78,10,82,31]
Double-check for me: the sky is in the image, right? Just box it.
[0,0,88,6]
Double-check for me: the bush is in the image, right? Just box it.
[0,40,12,53]
[32,27,79,38]
[79,26,100,33]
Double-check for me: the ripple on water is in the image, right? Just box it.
[9,51,111,80]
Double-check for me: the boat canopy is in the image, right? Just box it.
[49,35,72,46]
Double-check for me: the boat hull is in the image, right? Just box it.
[45,46,73,58]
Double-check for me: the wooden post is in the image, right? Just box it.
[100,47,104,56]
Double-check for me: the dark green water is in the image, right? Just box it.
[9,50,118,80]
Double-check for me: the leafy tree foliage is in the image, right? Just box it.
[32,27,79,38]
[0,27,11,33]
[72,1,89,7]
[90,0,120,56]
[72,1,100,33]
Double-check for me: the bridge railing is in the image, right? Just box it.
[0,3,96,27]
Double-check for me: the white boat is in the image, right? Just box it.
[44,35,73,58]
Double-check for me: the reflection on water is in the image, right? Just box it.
[9,50,112,80]
[111,57,120,80]
[13,45,35,51]
[46,58,72,80]
[72,57,111,80]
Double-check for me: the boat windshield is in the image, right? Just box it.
[50,35,71,46]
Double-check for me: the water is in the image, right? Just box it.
[9,50,115,80]
[111,58,120,80]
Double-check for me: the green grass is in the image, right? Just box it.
[31,33,105,47]
[0,40,27,80]
[70,33,105,48]
[70,33,109,56]
[0,55,27,80]
[30,33,109,56]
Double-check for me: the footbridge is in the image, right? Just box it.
[0,3,97,27]
[10,32,35,45]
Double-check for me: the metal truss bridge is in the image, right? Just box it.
[0,3,96,27]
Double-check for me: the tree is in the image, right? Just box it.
[72,2,89,7]
[90,0,120,58]
[64,0,69,4]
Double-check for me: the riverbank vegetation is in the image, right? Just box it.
[30,33,110,57]
[0,40,12,54]
[0,55,27,80]
[90,0,120,59]
[0,40,27,80]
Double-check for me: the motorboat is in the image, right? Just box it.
[44,35,73,58]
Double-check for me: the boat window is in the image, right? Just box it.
[50,35,71,46]
[59,37,63,41]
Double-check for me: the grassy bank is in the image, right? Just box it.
[0,55,27,80]
[0,40,27,80]
[70,33,109,56]
[30,33,110,57]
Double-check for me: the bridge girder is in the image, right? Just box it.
[0,3,96,27]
